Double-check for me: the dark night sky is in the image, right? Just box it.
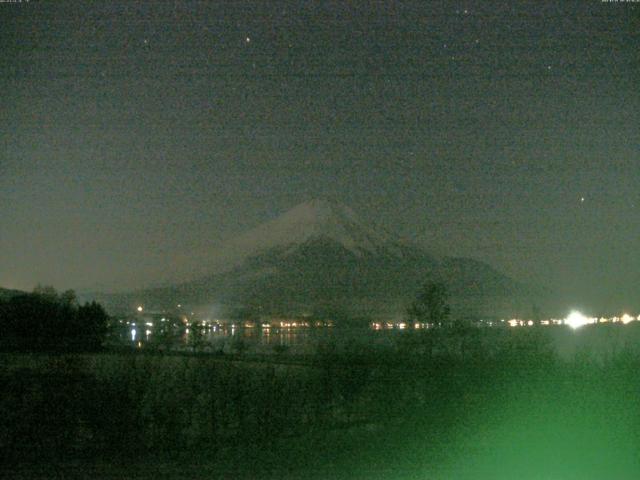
[1,1,639,312]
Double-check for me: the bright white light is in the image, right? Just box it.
[137,306,143,312]
[621,313,634,325]
[565,311,588,329]
[131,329,136,341]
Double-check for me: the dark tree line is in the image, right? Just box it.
[0,286,108,352]
[407,281,452,327]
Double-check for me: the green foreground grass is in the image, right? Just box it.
[2,329,640,479]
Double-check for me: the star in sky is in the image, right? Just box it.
[1,0,638,311]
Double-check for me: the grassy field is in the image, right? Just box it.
[2,327,640,479]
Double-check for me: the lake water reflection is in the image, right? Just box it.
[110,320,640,360]
[111,323,402,356]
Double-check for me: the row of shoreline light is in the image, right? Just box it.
[508,311,639,330]
[132,305,637,332]
[370,311,640,331]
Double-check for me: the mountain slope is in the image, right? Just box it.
[224,198,408,260]
[101,199,546,320]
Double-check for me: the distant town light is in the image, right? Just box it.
[621,313,634,325]
[565,311,589,329]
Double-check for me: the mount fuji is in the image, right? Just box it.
[98,199,544,321]
[227,199,406,258]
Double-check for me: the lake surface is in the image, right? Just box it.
[110,321,408,356]
[110,321,640,360]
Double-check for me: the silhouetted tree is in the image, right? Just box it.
[407,281,451,328]
[76,301,109,350]
[532,304,542,326]
[187,322,207,353]
[0,287,109,352]
[32,284,58,300]
[59,289,78,307]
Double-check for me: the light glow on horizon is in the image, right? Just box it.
[621,313,634,325]
[565,311,590,329]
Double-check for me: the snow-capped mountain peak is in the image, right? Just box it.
[229,199,398,257]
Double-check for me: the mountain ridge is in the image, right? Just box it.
[90,200,549,320]
[225,198,410,260]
